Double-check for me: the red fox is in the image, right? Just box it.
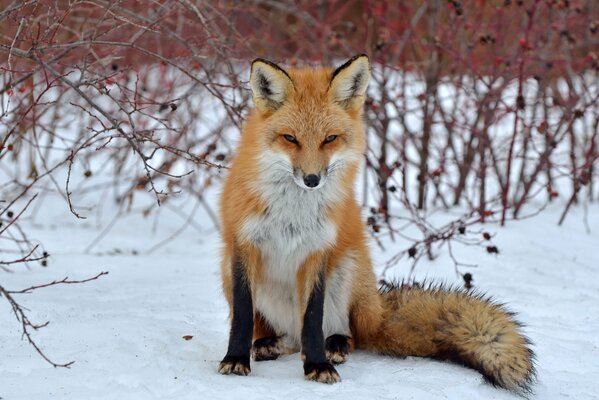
[217,55,535,394]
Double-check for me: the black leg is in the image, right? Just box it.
[302,269,340,384]
[218,254,254,376]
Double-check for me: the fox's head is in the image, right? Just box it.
[242,55,370,196]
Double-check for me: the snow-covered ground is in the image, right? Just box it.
[1,191,598,400]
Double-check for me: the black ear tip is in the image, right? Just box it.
[251,58,272,73]
[346,54,369,64]
[331,54,371,82]
[250,58,292,78]
[251,58,270,66]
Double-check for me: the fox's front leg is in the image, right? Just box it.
[301,266,340,384]
[218,253,253,376]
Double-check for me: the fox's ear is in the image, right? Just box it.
[329,54,370,110]
[250,59,293,112]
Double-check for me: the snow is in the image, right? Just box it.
[1,190,598,399]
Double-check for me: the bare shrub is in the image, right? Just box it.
[1,0,597,363]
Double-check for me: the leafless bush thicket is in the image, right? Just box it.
[1,0,598,364]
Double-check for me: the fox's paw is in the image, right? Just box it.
[218,355,250,376]
[325,334,351,365]
[304,362,340,384]
[252,336,282,361]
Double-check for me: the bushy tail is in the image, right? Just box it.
[363,282,536,395]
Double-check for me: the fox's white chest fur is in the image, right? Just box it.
[239,152,354,347]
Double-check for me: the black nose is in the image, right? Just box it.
[303,174,320,188]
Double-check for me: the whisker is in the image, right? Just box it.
[327,159,346,175]
[269,160,294,173]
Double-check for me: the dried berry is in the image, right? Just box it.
[451,1,463,16]
[578,171,591,186]
[463,273,473,289]
[486,246,499,254]
[458,226,466,234]
[516,94,525,110]
[7,211,13,218]
[408,247,417,258]
[483,232,491,240]
[388,185,396,192]
[556,0,569,10]
[84,170,92,178]
[479,34,495,44]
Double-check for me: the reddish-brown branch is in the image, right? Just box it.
[7,271,109,294]
[0,2,597,342]
[501,0,541,226]
[0,245,42,266]
[558,118,598,225]
[0,271,108,368]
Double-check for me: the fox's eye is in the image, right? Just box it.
[324,135,338,144]
[283,134,299,144]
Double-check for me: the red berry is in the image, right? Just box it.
[519,37,527,48]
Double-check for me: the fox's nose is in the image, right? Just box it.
[303,174,320,188]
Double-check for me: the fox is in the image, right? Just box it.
[217,55,535,395]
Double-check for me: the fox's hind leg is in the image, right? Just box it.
[325,334,353,365]
[252,336,297,361]
[252,312,296,361]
